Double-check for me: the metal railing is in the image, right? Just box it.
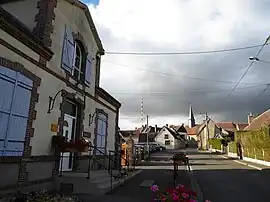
[58,145,134,192]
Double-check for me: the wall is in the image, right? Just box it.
[94,96,117,152]
[1,0,38,31]
[155,129,175,149]
[0,14,118,196]
[49,0,99,97]
[0,29,57,194]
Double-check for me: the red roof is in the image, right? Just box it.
[184,125,199,135]
[245,109,270,131]
[216,122,236,132]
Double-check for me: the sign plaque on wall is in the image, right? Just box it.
[51,124,58,133]
[83,131,91,138]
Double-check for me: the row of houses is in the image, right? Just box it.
[197,110,270,150]
[120,105,270,151]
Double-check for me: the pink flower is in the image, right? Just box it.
[189,199,197,202]
[150,184,159,192]
[182,192,190,199]
[172,193,179,201]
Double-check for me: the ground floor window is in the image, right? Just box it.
[165,140,170,145]
[95,111,108,155]
[0,67,32,156]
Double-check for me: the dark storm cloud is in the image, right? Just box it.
[96,1,270,124]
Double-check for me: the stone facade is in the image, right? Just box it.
[0,0,120,195]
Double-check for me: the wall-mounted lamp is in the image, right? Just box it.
[88,109,105,126]
[47,89,68,114]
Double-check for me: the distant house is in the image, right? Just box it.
[197,119,248,150]
[120,128,140,143]
[155,125,186,149]
[139,125,162,143]
[244,110,270,131]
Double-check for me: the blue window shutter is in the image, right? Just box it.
[85,55,92,86]
[61,25,75,73]
[0,66,32,156]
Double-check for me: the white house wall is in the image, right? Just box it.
[49,0,99,97]
[155,129,176,149]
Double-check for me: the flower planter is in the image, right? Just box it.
[51,136,90,152]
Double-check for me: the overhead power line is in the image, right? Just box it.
[103,60,265,85]
[224,36,270,100]
[105,44,268,55]
[111,84,265,97]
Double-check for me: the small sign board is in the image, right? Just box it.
[51,124,58,132]
[83,131,91,138]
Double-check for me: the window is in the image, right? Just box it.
[0,67,32,156]
[95,112,108,154]
[165,140,170,145]
[61,26,92,86]
[72,41,85,81]
[164,134,169,139]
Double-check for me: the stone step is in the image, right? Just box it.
[56,170,125,195]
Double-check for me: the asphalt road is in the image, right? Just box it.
[187,149,270,202]
[107,149,191,202]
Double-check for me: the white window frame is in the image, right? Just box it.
[72,42,84,80]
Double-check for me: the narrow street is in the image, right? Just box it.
[187,149,270,202]
[106,149,191,202]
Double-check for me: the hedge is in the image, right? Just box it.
[209,138,222,150]
[231,126,270,161]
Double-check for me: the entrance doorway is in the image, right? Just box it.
[60,100,77,172]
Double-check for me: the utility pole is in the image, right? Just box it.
[146,115,149,157]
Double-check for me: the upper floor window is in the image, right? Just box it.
[73,41,84,81]
[164,134,169,139]
[61,26,92,86]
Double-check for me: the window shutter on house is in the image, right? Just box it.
[85,55,92,86]
[61,26,75,73]
[0,66,32,156]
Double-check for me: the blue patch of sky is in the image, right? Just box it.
[83,0,100,6]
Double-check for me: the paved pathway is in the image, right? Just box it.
[187,150,270,202]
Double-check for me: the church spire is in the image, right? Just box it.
[188,103,195,128]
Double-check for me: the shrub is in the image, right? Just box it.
[208,138,222,150]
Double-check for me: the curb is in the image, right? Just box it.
[107,169,143,193]
[186,164,204,202]
[219,155,263,171]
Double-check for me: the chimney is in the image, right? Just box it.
[166,124,168,127]
[155,125,157,133]
[248,113,255,125]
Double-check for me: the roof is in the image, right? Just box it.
[235,123,249,130]
[184,125,200,135]
[244,109,270,131]
[1,0,104,53]
[166,127,184,140]
[96,87,121,108]
[216,122,236,132]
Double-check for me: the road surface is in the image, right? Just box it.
[107,149,191,202]
[187,149,270,202]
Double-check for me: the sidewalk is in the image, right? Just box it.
[219,154,270,170]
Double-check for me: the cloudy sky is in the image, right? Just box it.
[84,0,270,129]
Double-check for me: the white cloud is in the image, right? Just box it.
[87,0,270,129]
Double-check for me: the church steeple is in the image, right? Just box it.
[188,103,195,128]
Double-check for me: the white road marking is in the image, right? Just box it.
[219,155,263,171]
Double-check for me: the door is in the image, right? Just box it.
[60,114,76,171]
